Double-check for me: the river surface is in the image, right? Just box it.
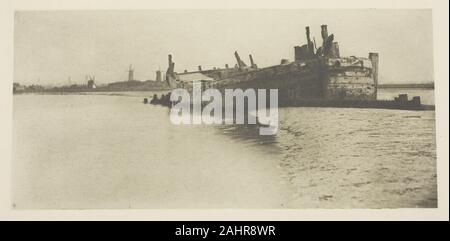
[13,89,437,209]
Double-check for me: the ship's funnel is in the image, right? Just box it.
[168,55,173,68]
[321,25,329,41]
[155,70,162,81]
[306,26,311,42]
[165,54,176,87]
[306,26,315,55]
[168,55,175,73]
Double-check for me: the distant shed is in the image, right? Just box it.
[176,72,214,90]
[177,72,214,82]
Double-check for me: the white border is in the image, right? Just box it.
[0,0,448,221]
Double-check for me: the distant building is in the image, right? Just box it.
[13,83,25,92]
[176,72,214,92]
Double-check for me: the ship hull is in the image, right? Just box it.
[206,57,377,106]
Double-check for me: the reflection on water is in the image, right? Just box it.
[13,90,437,209]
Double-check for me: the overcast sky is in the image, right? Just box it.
[14,9,433,86]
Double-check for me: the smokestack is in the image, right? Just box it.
[306,26,311,43]
[306,26,315,56]
[168,55,173,66]
[166,54,175,84]
[156,70,162,81]
[198,65,202,71]
[321,25,329,41]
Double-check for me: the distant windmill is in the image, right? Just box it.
[87,74,96,89]
[128,64,134,81]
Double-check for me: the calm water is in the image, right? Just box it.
[13,89,437,209]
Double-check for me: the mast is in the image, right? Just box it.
[234,51,247,69]
[249,54,257,68]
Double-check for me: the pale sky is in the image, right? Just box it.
[14,9,433,86]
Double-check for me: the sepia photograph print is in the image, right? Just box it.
[1,0,448,222]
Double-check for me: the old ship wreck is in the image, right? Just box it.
[150,25,432,110]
